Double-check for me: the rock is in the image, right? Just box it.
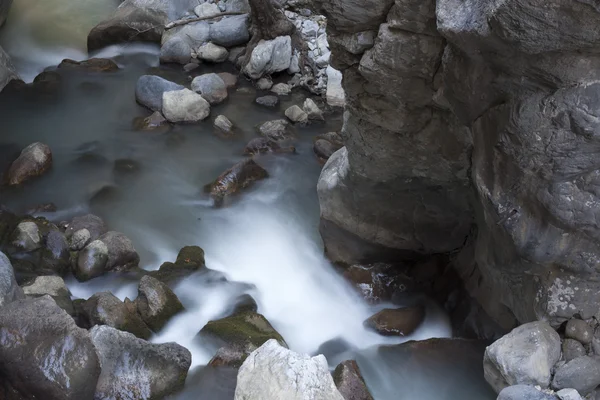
[226,0,250,13]
[228,46,246,65]
[191,73,228,104]
[204,159,268,205]
[562,339,587,362]
[215,115,234,133]
[198,310,286,355]
[91,325,191,399]
[132,110,169,131]
[0,296,100,399]
[40,230,70,276]
[6,142,52,185]
[57,58,119,72]
[10,221,41,251]
[160,36,192,64]
[557,389,583,400]
[75,239,108,281]
[0,251,23,307]
[147,245,205,285]
[363,306,425,336]
[195,2,220,17]
[255,95,279,107]
[197,42,229,63]
[176,245,206,267]
[114,158,141,175]
[303,98,324,121]
[244,137,295,155]
[162,20,210,52]
[314,139,342,161]
[552,356,600,395]
[285,105,309,124]
[135,75,184,112]
[25,202,57,214]
[0,45,18,92]
[208,345,248,368]
[566,319,593,345]
[271,82,291,95]
[65,214,107,241]
[325,66,345,107]
[81,291,152,339]
[98,231,140,271]
[218,72,238,88]
[497,385,558,400]
[136,275,184,332]
[484,321,561,393]
[258,119,294,141]
[256,77,273,90]
[210,14,250,47]
[162,88,211,123]
[183,62,199,72]
[244,36,292,79]
[234,339,344,400]
[21,275,72,314]
[231,293,258,314]
[333,360,374,400]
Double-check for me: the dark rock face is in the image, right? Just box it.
[333,360,374,400]
[6,142,52,185]
[317,0,600,329]
[363,306,425,336]
[0,296,100,400]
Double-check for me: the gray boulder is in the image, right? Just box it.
[0,251,23,307]
[65,214,107,241]
[258,119,294,141]
[194,2,220,18]
[256,76,273,90]
[562,339,586,363]
[244,36,292,79]
[135,75,184,112]
[483,321,561,393]
[160,36,192,64]
[69,228,91,251]
[162,20,210,51]
[10,221,41,251]
[91,325,191,399]
[162,88,211,123]
[285,105,308,124]
[7,142,52,186]
[81,291,152,339]
[0,296,100,400]
[136,275,184,332]
[271,82,291,95]
[552,356,600,395]
[234,339,345,400]
[98,231,140,271]
[304,98,324,121]
[497,385,558,400]
[75,239,109,281]
[191,73,228,104]
[565,319,593,345]
[22,275,72,314]
[209,14,250,47]
[197,42,229,63]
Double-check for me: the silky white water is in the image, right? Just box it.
[0,1,496,399]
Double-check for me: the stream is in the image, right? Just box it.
[0,1,496,399]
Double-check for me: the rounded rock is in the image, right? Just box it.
[566,319,593,345]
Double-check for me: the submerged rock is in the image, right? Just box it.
[255,95,278,107]
[257,119,294,141]
[244,36,292,79]
[57,58,119,72]
[191,73,228,104]
[215,115,234,133]
[333,360,374,400]
[135,75,184,112]
[91,325,191,399]
[162,88,211,123]
[364,306,425,336]
[204,159,268,205]
[243,137,295,156]
[234,339,344,400]
[484,321,561,393]
[80,291,152,339]
[6,142,52,185]
[0,251,24,307]
[0,296,100,400]
[136,275,184,332]
[133,111,169,131]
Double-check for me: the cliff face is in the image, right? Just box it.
[317,0,600,329]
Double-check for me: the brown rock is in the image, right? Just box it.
[204,159,268,206]
[243,137,296,156]
[364,306,425,336]
[7,142,52,185]
[333,360,374,400]
[58,58,119,72]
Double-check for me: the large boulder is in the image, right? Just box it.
[80,291,152,339]
[234,339,345,400]
[0,296,100,400]
[209,14,250,47]
[162,88,211,123]
[135,75,184,112]
[0,251,23,306]
[484,321,561,393]
[65,214,107,241]
[90,325,192,399]
[243,36,292,79]
[98,231,140,271]
[204,159,268,205]
[74,231,139,281]
[191,73,228,104]
[135,275,184,332]
[6,142,52,186]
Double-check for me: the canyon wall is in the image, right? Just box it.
[317,0,600,330]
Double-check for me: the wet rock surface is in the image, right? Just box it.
[204,159,268,205]
[364,306,425,336]
[136,275,184,332]
[6,142,52,185]
[333,360,374,400]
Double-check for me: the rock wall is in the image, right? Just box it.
[317,0,600,329]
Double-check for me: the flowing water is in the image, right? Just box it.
[0,1,496,399]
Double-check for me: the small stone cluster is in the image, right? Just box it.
[484,319,600,400]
